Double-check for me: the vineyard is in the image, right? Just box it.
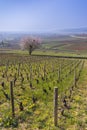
[0,53,86,130]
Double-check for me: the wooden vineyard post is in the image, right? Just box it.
[44,64,46,78]
[6,60,9,75]
[74,69,76,87]
[60,64,61,74]
[37,65,40,78]
[30,65,32,81]
[18,63,20,77]
[58,69,60,81]
[10,81,15,117]
[54,87,58,126]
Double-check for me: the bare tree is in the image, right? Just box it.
[20,37,41,55]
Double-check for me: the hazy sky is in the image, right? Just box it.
[0,0,87,32]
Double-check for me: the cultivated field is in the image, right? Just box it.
[0,53,87,130]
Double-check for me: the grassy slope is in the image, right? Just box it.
[1,49,87,57]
